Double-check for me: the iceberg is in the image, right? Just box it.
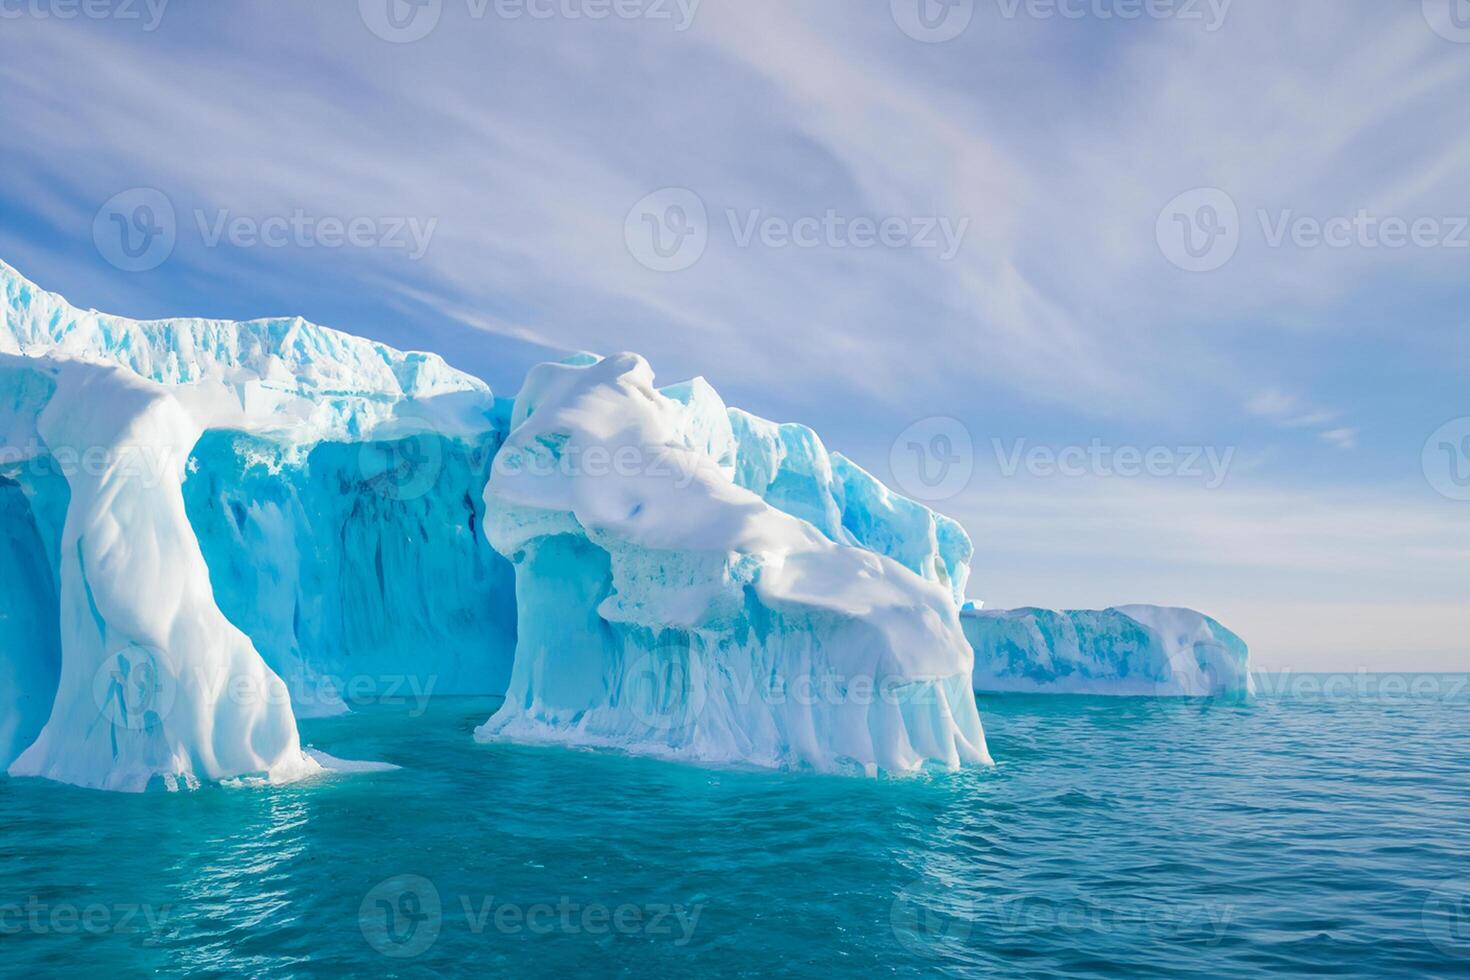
[0,260,511,788]
[962,605,1252,697]
[0,259,990,788]
[475,354,991,773]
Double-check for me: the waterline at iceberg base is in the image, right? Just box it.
[0,258,1245,792]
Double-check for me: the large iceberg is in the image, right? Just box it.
[0,260,511,788]
[962,605,1252,697]
[0,260,989,789]
[475,354,991,773]
[0,256,1249,792]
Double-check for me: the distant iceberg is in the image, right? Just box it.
[963,605,1252,697]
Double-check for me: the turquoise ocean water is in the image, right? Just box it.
[2,677,1468,977]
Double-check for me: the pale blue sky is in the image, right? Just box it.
[1,0,1466,669]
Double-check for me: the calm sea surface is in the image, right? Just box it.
[2,677,1468,977]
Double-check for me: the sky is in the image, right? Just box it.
[0,0,1466,671]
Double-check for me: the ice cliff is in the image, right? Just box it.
[963,605,1252,697]
[475,354,989,773]
[0,260,512,789]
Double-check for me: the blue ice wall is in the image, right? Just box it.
[0,473,65,767]
[183,431,518,714]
